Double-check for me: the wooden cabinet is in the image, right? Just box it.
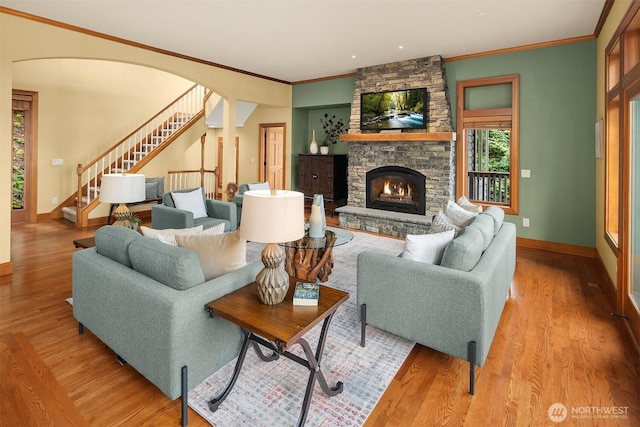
[297,154,347,202]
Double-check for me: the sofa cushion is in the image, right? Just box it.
[171,188,208,219]
[401,229,455,265]
[484,206,505,235]
[430,211,461,234]
[140,225,203,239]
[175,231,247,280]
[457,196,483,213]
[95,225,142,268]
[128,237,205,291]
[444,200,478,227]
[468,213,494,251]
[157,223,225,246]
[440,226,484,272]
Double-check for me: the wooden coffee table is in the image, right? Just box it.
[204,280,349,426]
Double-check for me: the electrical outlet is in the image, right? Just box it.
[51,196,58,204]
[52,158,63,166]
[523,218,530,227]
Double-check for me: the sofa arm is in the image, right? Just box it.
[151,204,195,229]
[206,199,237,231]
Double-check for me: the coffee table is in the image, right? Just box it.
[204,280,349,426]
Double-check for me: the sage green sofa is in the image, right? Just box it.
[357,206,516,394]
[72,226,260,425]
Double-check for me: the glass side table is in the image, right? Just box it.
[281,227,354,283]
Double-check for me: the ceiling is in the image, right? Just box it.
[1,0,606,83]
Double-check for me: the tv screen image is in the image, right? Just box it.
[360,88,427,131]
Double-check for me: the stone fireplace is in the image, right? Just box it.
[337,55,456,237]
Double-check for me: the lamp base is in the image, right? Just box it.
[255,243,289,305]
[111,203,133,228]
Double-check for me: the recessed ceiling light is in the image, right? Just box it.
[398,45,404,49]
[478,12,487,17]
[352,55,357,59]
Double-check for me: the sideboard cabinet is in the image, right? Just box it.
[297,154,347,204]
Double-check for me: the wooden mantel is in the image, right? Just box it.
[339,132,456,142]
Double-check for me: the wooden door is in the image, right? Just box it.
[11,91,37,224]
[259,123,285,190]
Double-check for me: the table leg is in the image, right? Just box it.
[296,311,344,427]
[207,329,252,412]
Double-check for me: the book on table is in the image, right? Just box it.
[293,282,319,306]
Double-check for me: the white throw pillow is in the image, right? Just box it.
[157,223,225,246]
[444,200,477,227]
[430,211,461,234]
[457,196,483,213]
[140,225,203,239]
[248,182,270,191]
[171,189,208,219]
[401,229,455,265]
[175,231,247,280]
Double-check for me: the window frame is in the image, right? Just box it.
[456,75,520,215]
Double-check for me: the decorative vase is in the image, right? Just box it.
[308,205,324,238]
[310,129,318,154]
[312,194,326,230]
[320,145,329,155]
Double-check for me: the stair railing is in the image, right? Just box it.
[75,84,207,224]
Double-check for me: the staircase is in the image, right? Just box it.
[62,84,208,227]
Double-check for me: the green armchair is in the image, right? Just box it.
[151,187,237,231]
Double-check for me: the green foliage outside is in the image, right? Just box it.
[12,110,25,209]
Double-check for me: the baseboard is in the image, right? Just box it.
[0,261,13,276]
[516,237,596,258]
[593,250,617,308]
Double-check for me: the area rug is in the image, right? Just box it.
[188,230,414,426]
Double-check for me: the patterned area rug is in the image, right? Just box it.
[188,230,414,426]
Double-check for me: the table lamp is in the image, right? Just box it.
[239,189,305,304]
[99,173,146,228]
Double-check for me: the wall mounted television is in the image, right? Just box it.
[360,88,427,131]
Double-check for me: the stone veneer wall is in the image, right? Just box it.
[348,55,453,134]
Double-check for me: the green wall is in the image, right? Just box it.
[292,77,355,187]
[447,40,597,247]
[292,40,597,248]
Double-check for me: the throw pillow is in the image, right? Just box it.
[401,229,455,265]
[140,225,204,239]
[430,211,461,234]
[444,200,477,227]
[157,223,225,246]
[248,182,270,191]
[175,231,247,280]
[468,213,494,251]
[440,226,484,272]
[457,196,483,213]
[171,188,208,219]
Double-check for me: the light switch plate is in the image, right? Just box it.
[521,169,531,178]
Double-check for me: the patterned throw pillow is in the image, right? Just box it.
[430,211,461,234]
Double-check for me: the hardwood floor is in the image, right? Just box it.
[1,219,639,426]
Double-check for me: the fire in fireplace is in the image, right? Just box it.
[366,166,426,214]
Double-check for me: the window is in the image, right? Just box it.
[456,75,520,215]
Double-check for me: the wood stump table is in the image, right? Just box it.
[283,227,354,283]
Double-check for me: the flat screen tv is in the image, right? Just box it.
[360,88,427,131]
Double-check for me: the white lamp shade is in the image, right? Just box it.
[239,190,305,243]
[99,174,146,204]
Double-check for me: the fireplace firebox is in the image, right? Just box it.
[366,166,426,214]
